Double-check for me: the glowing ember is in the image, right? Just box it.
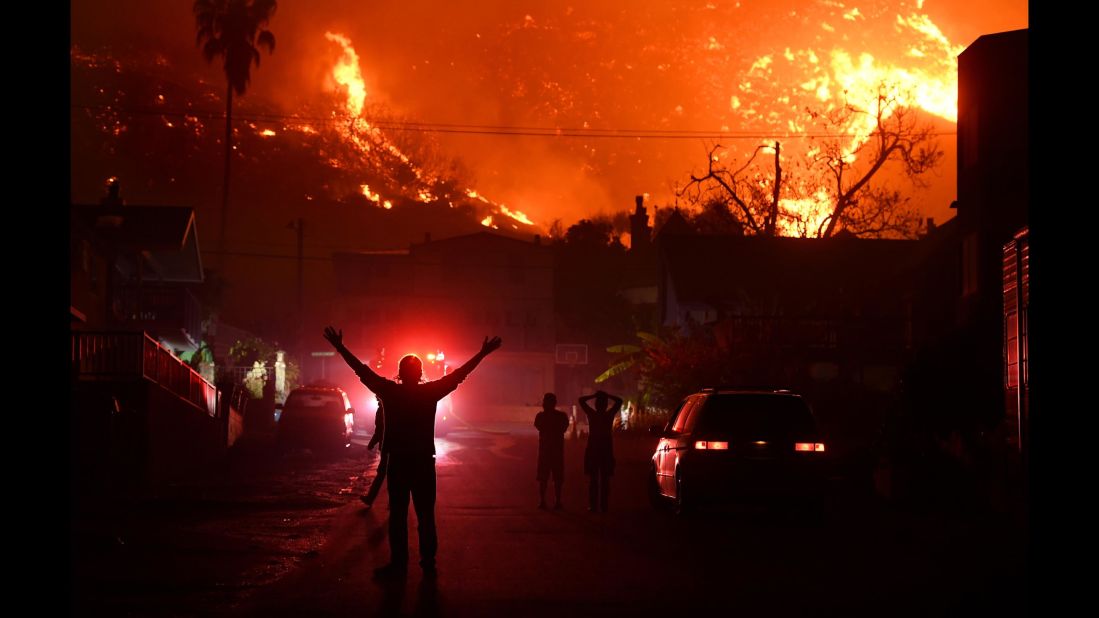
[260,129,276,137]
[361,184,381,203]
[480,215,493,227]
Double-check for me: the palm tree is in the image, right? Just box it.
[193,0,277,264]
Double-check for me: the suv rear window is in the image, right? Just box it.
[671,395,704,432]
[694,394,817,438]
[285,391,344,410]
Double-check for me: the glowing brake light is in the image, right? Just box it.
[795,443,826,452]
[694,441,729,450]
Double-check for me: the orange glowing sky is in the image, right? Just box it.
[71,0,1027,232]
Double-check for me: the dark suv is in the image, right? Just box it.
[649,389,827,513]
[276,384,355,452]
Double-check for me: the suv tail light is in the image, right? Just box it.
[794,442,826,452]
[694,441,729,450]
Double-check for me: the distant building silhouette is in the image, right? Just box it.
[657,233,919,396]
[911,29,1029,456]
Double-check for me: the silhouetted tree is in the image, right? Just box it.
[553,218,631,357]
[598,327,727,412]
[681,82,942,239]
[692,197,745,235]
[193,0,277,262]
[562,217,624,250]
[547,218,566,241]
[651,198,744,236]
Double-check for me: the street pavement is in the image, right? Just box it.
[71,423,1027,617]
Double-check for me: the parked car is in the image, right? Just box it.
[276,384,355,452]
[434,395,461,437]
[649,388,828,514]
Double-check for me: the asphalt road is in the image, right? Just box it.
[219,425,1027,617]
[70,423,1026,616]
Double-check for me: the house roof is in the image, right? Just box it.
[411,231,549,256]
[659,234,919,311]
[961,28,1027,58]
[335,231,550,267]
[71,203,204,282]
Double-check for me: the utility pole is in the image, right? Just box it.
[287,218,305,377]
[296,217,304,359]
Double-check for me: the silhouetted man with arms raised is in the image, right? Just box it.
[534,392,569,510]
[324,326,502,578]
[579,390,623,513]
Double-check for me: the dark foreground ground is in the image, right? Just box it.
[71,425,1027,617]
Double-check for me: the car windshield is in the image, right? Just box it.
[694,394,817,439]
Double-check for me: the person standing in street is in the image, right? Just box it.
[534,393,569,510]
[324,326,502,578]
[360,397,388,508]
[579,390,623,513]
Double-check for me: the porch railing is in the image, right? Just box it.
[72,330,218,417]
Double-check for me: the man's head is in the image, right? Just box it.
[595,391,608,411]
[542,392,557,411]
[398,354,423,383]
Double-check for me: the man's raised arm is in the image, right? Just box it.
[447,336,503,383]
[607,392,624,413]
[323,326,385,390]
[578,394,597,414]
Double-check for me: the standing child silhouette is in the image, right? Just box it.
[534,393,569,509]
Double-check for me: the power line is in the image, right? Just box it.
[71,103,958,140]
[203,249,334,262]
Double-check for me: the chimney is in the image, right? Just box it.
[100,178,124,207]
[926,217,936,234]
[533,234,541,245]
[629,194,651,251]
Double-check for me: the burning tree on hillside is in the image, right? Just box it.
[680,82,943,239]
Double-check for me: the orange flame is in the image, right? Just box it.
[324,32,367,117]
[323,33,538,230]
[736,2,965,236]
[498,205,534,226]
[361,184,381,203]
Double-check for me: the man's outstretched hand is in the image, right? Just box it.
[481,336,503,355]
[324,326,344,349]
